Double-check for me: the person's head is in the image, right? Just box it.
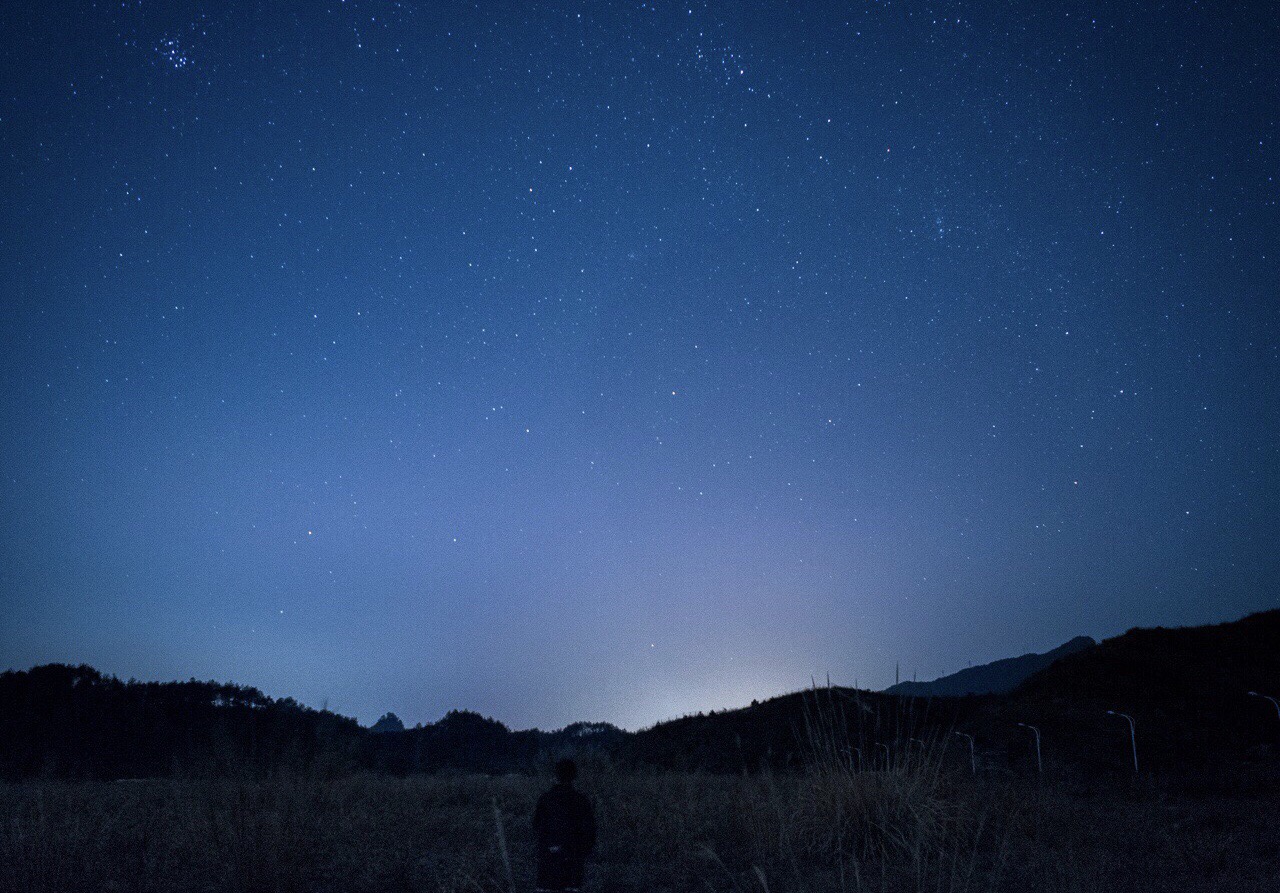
[554,758,578,785]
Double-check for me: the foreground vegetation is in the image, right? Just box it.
[3,761,1277,893]
[3,611,1276,891]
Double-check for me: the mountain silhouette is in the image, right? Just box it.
[1,610,1274,780]
[981,608,1280,778]
[370,712,406,733]
[628,611,1279,775]
[884,635,1097,696]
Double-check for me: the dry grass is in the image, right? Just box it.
[1,693,1276,893]
[1,765,1277,893]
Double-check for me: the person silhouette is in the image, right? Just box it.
[532,758,596,892]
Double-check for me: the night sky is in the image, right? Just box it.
[1,1,1276,731]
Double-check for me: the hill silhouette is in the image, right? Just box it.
[626,610,1280,775]
[369,712,406,733]
[885,635,1096,696]
[976,608,1280,781]
[1,609,1275,781]
[0,664,363,779]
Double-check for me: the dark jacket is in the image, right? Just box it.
[532,782,596,890]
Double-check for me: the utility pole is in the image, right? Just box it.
[1107,710,1138,774]
[877,742,890,770]
[1248,691,1280,721]
[954,732,976,776]
[1017,722,1042,775]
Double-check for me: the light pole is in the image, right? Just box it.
[1107,710,1138,774]
[954,732,976,776]
[876,742,890,770]
[1017,722,1042,774]
[1248,691,1280,721]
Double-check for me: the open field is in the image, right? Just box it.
[3,765,1278,893]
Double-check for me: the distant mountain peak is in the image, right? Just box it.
[885,635,1097,697]
[370,712,405,733]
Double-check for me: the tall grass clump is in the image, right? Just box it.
[709,683,1008,893]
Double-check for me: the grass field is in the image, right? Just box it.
[3,760,1278,893]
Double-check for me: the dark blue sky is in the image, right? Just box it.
[1,1,1276,730]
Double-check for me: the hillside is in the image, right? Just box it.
[0,664,364,779]
[628,609,1280,775]
[2,609,1275,780]
[0,664,624,779]
[975,608,1280,778]
[885,635,1096,696]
